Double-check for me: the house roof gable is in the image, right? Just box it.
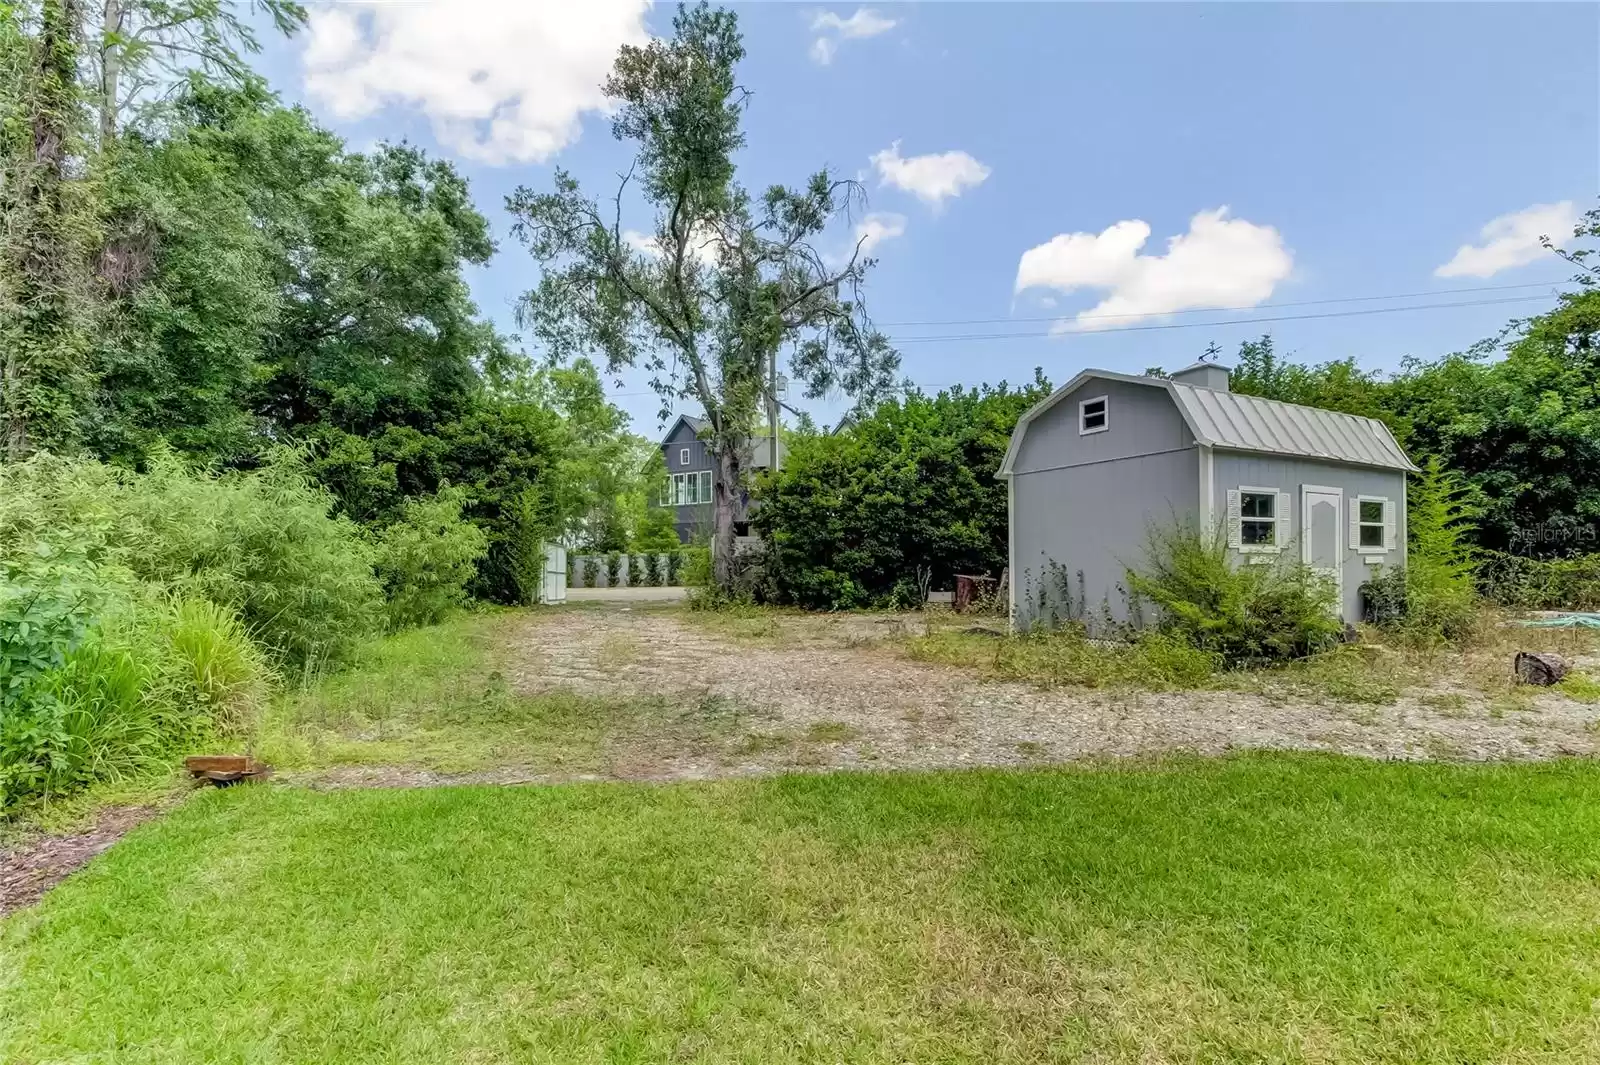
[997,369,1417,477]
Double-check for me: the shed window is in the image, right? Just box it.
[1079,395,1108,435]
[679,447,691,466]
[1240,491,1277,546]
[1351,496,1395,553]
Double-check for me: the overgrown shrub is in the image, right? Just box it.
[757,376,1051,609]
[1,591,272,809]
[667,550,688,586]
[372,489,490,630]
[1479,552,1600,611]
[1125,523,1343,666]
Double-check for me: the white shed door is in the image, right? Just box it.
[1301,486,1343,619]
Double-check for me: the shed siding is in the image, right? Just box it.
[1012,378,1194,476]
[1210,452,1407,621]
[1012,446,1199,631]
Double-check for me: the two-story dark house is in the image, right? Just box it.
[658,415,784,543]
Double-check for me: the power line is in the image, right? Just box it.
[886,294,1554,345]
[599,290,1559,398]
[877,280,1564,329]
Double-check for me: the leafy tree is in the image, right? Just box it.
[508,3,897,587]
[89,0,306,143]
[1,0,97,459]
[756,373,1050,608]
[1386,204,1600,555]
[1228,334,1401,433]
[632,501,680,553]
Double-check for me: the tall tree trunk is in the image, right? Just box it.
[2,0,87,460]
[711,436,742,589]
[98,0,121,147]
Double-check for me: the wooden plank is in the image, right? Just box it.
[184,755,250,775]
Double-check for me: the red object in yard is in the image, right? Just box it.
[954,574,997,613]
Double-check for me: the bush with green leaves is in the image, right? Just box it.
[1479,552,1600,611]
[1359,459,1482,643]
[642,552,662,586]
[12,451,384,667]
[756,376,1051,609]
[371,489,489,630]
[1,583,272,809]
[605,553,621,587]
[1125,523,1344,666]
[582,558,600,587]
[677,548,707,589]
[627,554,643,587]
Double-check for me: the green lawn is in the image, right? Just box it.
[5,756,1600,1063]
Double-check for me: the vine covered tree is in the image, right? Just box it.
[507,2,898,586]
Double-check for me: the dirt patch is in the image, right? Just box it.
[0,805,162,918]
[492,607,1600,776]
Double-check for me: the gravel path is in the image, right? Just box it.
[497,607,1600,775]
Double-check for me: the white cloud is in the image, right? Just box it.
[302,1,650,166]
[869,141,990,209]
[623,226,720,267]
[1435,201,1577,279]
[853,212,906,256]
[809,7,897,65]
[1014,208,1293,330]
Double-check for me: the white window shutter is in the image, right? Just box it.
[1383,499,1396,550]
[1226,489,1241,549]
[1349,499,1361,550]
[1276,492,1291,549]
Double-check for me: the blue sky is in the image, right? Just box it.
[253,2,1599,433]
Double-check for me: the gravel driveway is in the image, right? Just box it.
[500,606,1600,775]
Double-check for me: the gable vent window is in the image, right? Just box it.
[1079,395,1109,435]
[679,447,691,466]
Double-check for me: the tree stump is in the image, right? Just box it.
[1514,651,1569,686]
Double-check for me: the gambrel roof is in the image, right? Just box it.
[997,369,1418,477]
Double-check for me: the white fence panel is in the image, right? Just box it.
[540,543,567,604]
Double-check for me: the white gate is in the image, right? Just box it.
[540,542,568,605]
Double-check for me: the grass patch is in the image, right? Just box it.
[258,612,754,775]
[1558,671,1600,704]
[906,627,1218,690]
[5,755,1600,1062]
[803,720,862,743]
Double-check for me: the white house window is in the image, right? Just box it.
[1227,486,1290,553]
[1079,395,1108,435]
[664,472,715,507]
[1352,496,1395,553]
[679,447,691,466]
[1240,490,1277,546]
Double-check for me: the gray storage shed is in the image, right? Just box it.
[997,361,1418,630]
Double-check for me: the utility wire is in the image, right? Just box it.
[599,289,1561,397]
[877,280,1564,329]
[887,293,1554,345]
